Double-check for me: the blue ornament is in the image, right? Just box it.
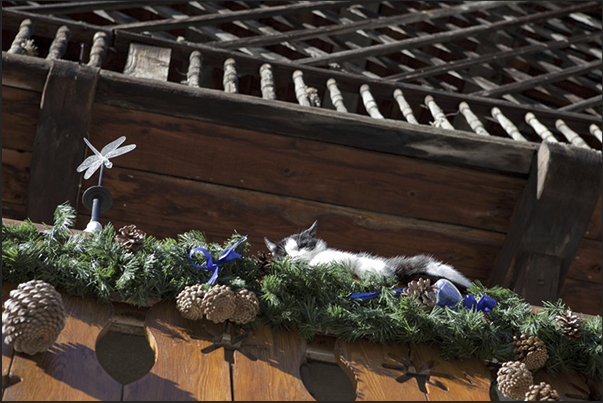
[434,279,463,308]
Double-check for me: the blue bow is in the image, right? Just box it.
[462,294,496,312]
[189,235,248,285]
[349,287,407,301]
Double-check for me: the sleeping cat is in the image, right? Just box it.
[264,221,472,292]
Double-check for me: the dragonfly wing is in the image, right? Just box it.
[83,160,103,180]
[104,144,136,160]
[100,136,126,156]
[83,137,102,157]
[76,155,100,172]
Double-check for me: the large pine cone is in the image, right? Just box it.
[229,289,259,324]
[201,285,235,324]
[176,284,206,320]
[402,278,437,308]
[116,224,145,253]
[555,310,582,341]
[513,334,549,370]
[2,280,65,355]
[524,382,561,401]
[497,361,534,400]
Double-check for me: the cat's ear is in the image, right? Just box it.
[303,220,318,238]
[264,237,278,253]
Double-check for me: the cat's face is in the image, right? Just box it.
[264,221,325,260]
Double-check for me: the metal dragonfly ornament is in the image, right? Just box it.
[76,136,136,232]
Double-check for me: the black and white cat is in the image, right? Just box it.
[264,221,472,292]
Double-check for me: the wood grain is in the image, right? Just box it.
[1,148,31,205]
[123,301,231,401]
[532,369,592,401]
[490,142,602,303]
[1,86,40,151]
[558,278,602,316]
[87,102,527,234]
[232,322,314,401]
[94,69,539,175]
[76,166,506,281]
[411,343,491,401]
[335,338,427,401]
[25,60,99,225]
[2,290,122,401]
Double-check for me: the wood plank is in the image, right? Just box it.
[232,322,314,401]
[111,1,357,32]
[1,86,40,151]
[567,238,602,285]
[123,302,231,401]
[386,32,601,82]
[585,193,601,241]
[558,277,602,317]
[2,52,50,92]
[1,202,26,221]
[8,1,180,14]
[88,103,526,234]
[532,369,592,401]
[475,60,602,98]
[489,142,602,304]
[25,60,99,224]
[1,149,31,205]
[2,291,122,401]
[78,165,504,286]
[410,343,491,401]
[123,43,171,81]
[335,338,427,401]
[298,2,600,66]
[208,1,514,50]
[95,70,539,175]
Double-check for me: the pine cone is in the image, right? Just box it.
[402,278,437,308]
[497,361,534,400]
[251,251,273,269]
[230,289,259,324]
[555,310,582,341]
[524,382,560,401]
[513,334,549,370]
[201,285,235,324]
[2,280,65,355]
[176,284,206,320]
[116,224,145,253]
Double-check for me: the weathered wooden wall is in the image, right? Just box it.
[2,1,601,316]
[2,52,601,315]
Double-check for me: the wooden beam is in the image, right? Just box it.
[110,1,358,32]
[107,31,602,135]
[489,142,602,305]
[25,60,100,224]
[385,32,601,82]
[94,69,538,175]
[206,1,516,50]
[298,2,600,66]
[474,60,602,98]
[8,1,180,14]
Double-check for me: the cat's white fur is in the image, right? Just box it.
[280,230,472,288]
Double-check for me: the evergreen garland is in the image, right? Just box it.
[2,204,601,380]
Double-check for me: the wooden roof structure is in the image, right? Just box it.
[2,1,601,314]
[1,1,603,401]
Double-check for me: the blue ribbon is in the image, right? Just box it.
[462,294,497,312]
[349,287,407,301]
[189,235,248,285]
